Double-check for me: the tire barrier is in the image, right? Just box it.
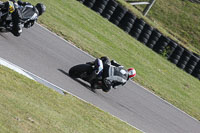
[129,18,146,39]
[92,0,109,14]
[168,45,184,65]
[138,24,154,45]
[101,0,118,20]
[118,11,137,33]
[184,54,199,74]
[77,0,85,3]
[146,29,162,49]
[192,61,200,80]
[109,5,127,25]
[176,50,192,69]
[166,40,178,58]
[153,35,170,54]
[77,0,200,80]
[83,0,96,8]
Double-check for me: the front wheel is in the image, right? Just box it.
[69,64,93,78]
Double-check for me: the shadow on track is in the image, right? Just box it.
[57,69,96,93]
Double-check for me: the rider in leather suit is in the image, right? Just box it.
[9,0,46,36]
[89,56,136,92]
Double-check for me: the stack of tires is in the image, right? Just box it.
[77,0,200,80]
[83,0,96,8]
[138,24,154,45]
[176,50,192,69]
[168,45,184,65]
[165,41,178,58]
[153,36,170,54]
[101,0,118,20]
[184,54,199,74]
[78,0,85,3]
[146,29,162,49]
[92,0,109,14]
[118,11,137,33]
[109,5,127,26]
[192,61,200,80]
[129,18,146,39]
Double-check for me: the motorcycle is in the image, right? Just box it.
[0,0,27,33]
[0,1,16,32]
[69,59,110,92]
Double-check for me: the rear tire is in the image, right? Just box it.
[102,87,111,92]
[69,64,93,78]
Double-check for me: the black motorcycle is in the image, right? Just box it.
[0,1,28,33]
[0,1,16,32]
[69,59,110,92]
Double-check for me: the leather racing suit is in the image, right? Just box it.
[89,57,129,92]
[11,0,39,36]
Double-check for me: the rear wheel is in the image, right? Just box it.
[69,64,93,78]
[102,87,111,92]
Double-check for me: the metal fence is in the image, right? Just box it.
[125,0,156,16]
[188,0,200,3]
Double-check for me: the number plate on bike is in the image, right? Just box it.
[8,1,15,13]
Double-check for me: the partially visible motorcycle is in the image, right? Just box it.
[69,59,110,92]
[0,1,16,33]
[0,1,27,33]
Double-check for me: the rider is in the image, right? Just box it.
[9,0,46,36]
[89,56,136,92]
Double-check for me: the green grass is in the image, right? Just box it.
[24,0,200,120]
[147,0,200,54]
[120,0,200,54]
[0,65,141,133]
[1,0,200,125]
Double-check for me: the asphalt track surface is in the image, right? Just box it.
[0,24,200,133]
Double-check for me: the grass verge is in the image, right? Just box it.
[147,0,200,54]
[27,0,200,120]
[1,0,200,121]
[0,65,141,133]
[119,0,200,54]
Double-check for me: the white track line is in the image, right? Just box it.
[0,57,34,80]
[0,57,145,133]
[37,24,200,123]
[1,22,199,132]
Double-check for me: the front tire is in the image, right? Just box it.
[69,64,93,78]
